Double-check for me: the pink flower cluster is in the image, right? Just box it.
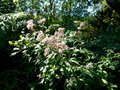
[36,31,45,41]
[77,22,86,30]
[66,77,76,83]
[26,20,35,31]
[44,48,50,56]
[38,18,46,24]
[80,22,86,28]
[43,28,68,53]
[54,28,65,38]
[85,63,93,69]
[36,27,68,54]
[76,22,86,34]
[57,28,65,32]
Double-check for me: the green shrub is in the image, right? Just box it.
[0,12,31,49]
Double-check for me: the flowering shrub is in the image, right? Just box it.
[1,0,120,89]
[9,18,120,90]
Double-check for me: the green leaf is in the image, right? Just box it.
[102,78,108,85]
[69,58,80,67]
[84,70,94,78]
[11,52,19,56]
[109,66,116,70]
[8,41,13,45]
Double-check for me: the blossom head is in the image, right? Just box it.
[76,30,81,34]
[85,63,93,69]
[27,19,34,24]
[80,22,86,28]
[26,19,35,31]
[42,37,51,44]
[44,48,50,56]
[57,43,69,53]
[54,31,64,38]
[66,77,76,83]
[58,28,65,32]
[38,18,46,24]
[27,23,35,31]
[36,31,45,41]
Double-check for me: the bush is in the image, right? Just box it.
[8,18,120,89]
[0,12,31,72]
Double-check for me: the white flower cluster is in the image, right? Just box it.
[26,20,35,31]
[36,27,68,55]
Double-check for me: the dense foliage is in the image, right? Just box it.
[0,0,120,90]
[0,0,16,15]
